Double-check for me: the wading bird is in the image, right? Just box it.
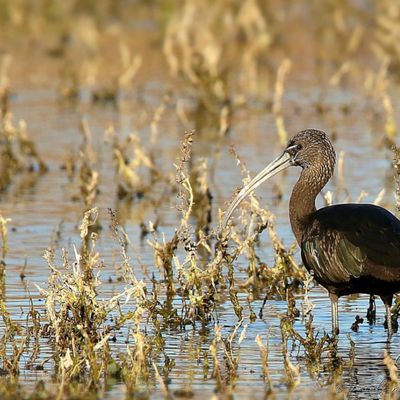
[223,129,400,335]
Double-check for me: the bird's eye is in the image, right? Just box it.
[296,144,302,151]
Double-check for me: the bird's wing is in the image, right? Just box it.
[301,204,400,285]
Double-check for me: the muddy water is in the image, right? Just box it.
[1,82,400,400]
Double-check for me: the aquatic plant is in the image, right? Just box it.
[163,0,273,128]
[0,111,47,193]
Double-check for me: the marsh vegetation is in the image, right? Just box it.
[1,0,400,399]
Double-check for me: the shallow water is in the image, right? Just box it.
[1,78,400,400]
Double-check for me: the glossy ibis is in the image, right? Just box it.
[223,129,400,335]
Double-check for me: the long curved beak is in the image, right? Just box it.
[222,151,292,227]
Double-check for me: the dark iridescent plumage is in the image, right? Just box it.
[302,204,400,311]
[223,129,400,335]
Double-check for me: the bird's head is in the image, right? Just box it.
[222,129,335,227]
[285,129,336,170]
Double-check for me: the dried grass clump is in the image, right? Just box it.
[38,209,110,386]
[34,207,171,394]
[0,213,26,378]
[273,58,291,146]
[36,209,144,390]
[208,322,247,392]
[372,0,400,79]
[0,214,11,262]
[190,158,212,234]
[108,95,177,202]
[365,25,400,147]
[383,350,400,398]
[0,55,42,173]
[163,0,273,111]
[112,129,160,200]
[63,119,100,210]
[0,275,41,378]
[0,111,48,193]
[0,54,11,114]
[255,334,273,392]
[281,314,339,378]
[0,0,122,28]
[0,299,25,376]
[58,17,142,105]
[148,131,220,324]
[77,119,99,210]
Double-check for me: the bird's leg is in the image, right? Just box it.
[366,295,376,325]
[381,295,393,338]
[330,293,339,335]
[385,303,392,337]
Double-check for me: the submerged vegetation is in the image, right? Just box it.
[1,0,400,399]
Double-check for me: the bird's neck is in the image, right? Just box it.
[289,165,331,244]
